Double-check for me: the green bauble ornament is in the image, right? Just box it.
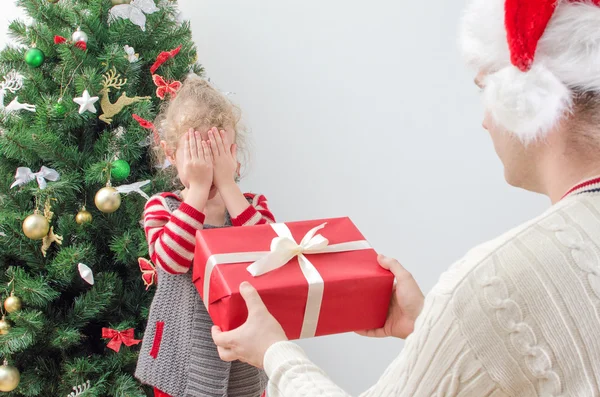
[53,102,66,116]
[111,159,131,182]
[25,48,45,68]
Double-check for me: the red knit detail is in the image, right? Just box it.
[561,176,600,199]
[154,389,172,397]
[232,193,275,226]
[150,321,165,359]
[231,205,259,226]
[505,0,558,71]
[177,202,206,224]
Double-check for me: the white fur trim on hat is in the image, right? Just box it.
[483,63,572,143]
[460,0,600,142]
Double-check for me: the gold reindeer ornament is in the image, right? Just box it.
[99,68,150,124]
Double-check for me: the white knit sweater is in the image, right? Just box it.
[263,189,600,397]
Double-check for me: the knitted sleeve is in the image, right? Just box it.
[264,289,507,397]
[143,193,205,274]
[231,193,275,226]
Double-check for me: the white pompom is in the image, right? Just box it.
[78,263,94,285]
[483,63,572,143]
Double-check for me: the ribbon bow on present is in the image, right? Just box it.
[102,328,141,352]
[152,74,182,100]
[202,222,371,339]
[11,166,60,189]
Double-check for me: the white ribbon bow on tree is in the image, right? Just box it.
[115,180,151,200]
[11,166,60,189]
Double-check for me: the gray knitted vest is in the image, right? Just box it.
[135,195,267,397]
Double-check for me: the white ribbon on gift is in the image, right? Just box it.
[11,166,60,189]
[202,222,371,338]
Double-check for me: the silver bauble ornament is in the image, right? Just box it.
[72,27,88,43]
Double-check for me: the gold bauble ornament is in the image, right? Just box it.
[0,361,20,392]
[111,0,131,4]
[47,0,60,3]
[4,295,22,314]
[95,187,121,213]
[75,208,93,225]
[22,213,50,240]
[0,317,11,335]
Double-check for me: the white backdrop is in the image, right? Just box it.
[2,1,548,394]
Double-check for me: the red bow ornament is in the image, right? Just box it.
[150,45,182,74]
[102,328,141,352]
[138,257,157,289]
[132,114,160,145]
[152,74,181,100]
[54,35,87,51]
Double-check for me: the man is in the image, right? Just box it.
[212,0,600,395]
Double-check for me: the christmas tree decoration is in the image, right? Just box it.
[0,0,200,390]
[73,90,99,114]
[25,47,45,68]
[115,180,151,200]
[0,360,20,392]
[41,226,63,257]
[11,166,60,189]
[75,207,93,224]
[99,68,150,124]
[150,45,182,74]
[111,159,131,181]
[95,185,121,213]
[102,327,141,352]
[152,74,181,100]
[124,45,139,63]
[22,212,50,240]
[53,101,67,116]
[71,27,89,43]
[108,0,159,31]
[68,380,91,397]
[4,294,22,314]
[0,317,11,335]
[54,35,87,51]
[138,257,157,290]
[132,113,160,144]
[0,70,36,115]
[78,263,94,285]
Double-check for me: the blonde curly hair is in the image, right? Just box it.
[152,74,246,181]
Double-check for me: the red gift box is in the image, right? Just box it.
[192,217,394,340]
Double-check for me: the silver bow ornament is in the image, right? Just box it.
[11,166,60,189]
[115,180,151,200]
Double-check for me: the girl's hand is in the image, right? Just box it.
[208,127,238,189]
[184,129,213,193]
[356,255,424,339]
[212,282,288,368]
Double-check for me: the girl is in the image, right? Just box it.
[135,76,274,397]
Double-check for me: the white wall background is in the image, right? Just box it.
[2,1,548,394]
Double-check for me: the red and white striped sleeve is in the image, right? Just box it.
[143,193,205,274]
[231,193,276,226]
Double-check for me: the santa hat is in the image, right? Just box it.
[460,0,600,142]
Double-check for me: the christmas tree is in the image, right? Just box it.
[0,0,201,394]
